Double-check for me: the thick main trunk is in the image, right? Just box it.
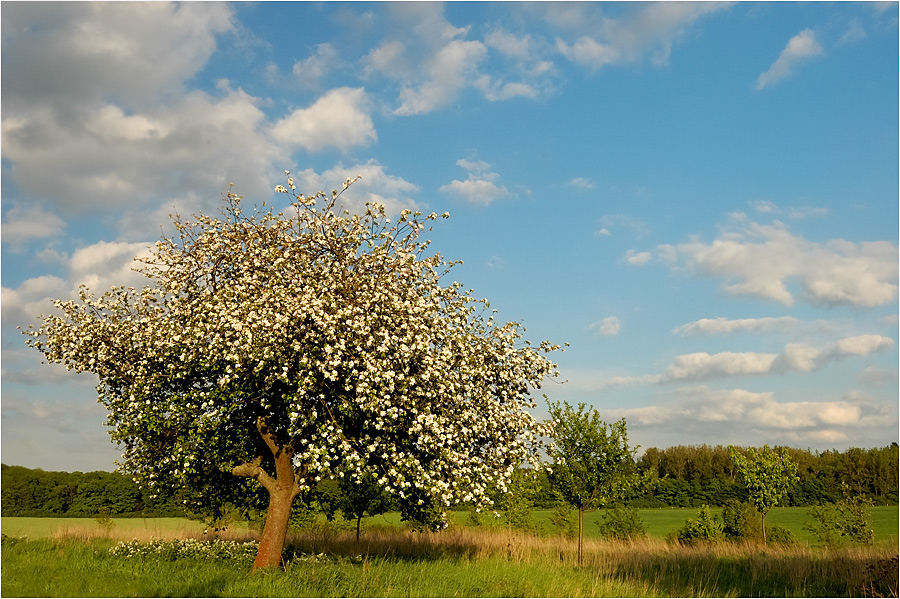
[254,484,295,570]
[232,416,304,572]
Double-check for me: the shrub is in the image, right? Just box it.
[549,503,577,540]
[765,525,796,546]
[670,504,724,545]
[596,505,647,541]
[721,499,762,540]
[804,495,875,547]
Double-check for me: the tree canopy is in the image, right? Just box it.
[24,177,561,568]
[729,444,798,543]
[547,400,639,564]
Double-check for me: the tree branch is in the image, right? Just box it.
[232,455,277,493]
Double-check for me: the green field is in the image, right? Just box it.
[3,505,897,545]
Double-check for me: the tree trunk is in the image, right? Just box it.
[577,507,584,566]
[761,512,767,546]
[254,483,295,570]
[232,416,304,572]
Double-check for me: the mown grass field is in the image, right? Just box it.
[2,508,897,597]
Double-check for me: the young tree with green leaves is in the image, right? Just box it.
[335,472,393,542]
[23,176,561,570]
[729,445,798,544]
[547,400,638,565]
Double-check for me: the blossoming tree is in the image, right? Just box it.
[24,176,561,570]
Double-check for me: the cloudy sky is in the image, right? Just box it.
[2,2,897,472]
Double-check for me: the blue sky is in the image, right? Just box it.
[2,2,898,472]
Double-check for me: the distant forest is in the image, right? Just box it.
[2,444,896,518]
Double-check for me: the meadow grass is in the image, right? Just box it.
[2,527,897,597]
[4,505,898,546]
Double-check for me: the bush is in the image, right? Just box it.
[596,505,647,541]
[549,503,577,540]
[804,495,875,547]
[765,525,796,546]
[721,499,762,540]
[669,505,724,545]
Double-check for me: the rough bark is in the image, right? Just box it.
[254,475,295,570]
[232,416,304,571]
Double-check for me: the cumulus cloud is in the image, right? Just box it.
[1,202,67,250]
[602,385,896,446]
[394,39,488,115]
[290,160,419,215]
[625,250,652,265]
[551,2,730,70]
[756,29,824,90]
[440,159,510,205]
[590,316,621,337]
[2,240,153,335]
[668,335,895,381]
[1,2,233,113]
[673,316,799,335]
[658,218,898,307]
[292,43,340,89]
[3,86,281,212]
[270,87,377,152]
[663,351,778,382]
[608,334,896,386]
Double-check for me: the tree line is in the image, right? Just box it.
[4,443,895,518]
[633,443,898,508]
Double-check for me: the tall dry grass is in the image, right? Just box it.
[43,522,897,597]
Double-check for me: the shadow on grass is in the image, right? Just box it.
[608,545,898,598]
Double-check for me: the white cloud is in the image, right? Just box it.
[570,177,595,189]
[839,18,867,45]
[1,202,67,250]
[68,241,155,293]
[590,316,621,337]
[602,385,896,446]
[1,2,233,112]
[362,41,412,80]
[291,160,419,215]
[440,159,510,206]
[663,351,778,382]
[552,2,730,71]
[604,334,896,386]
[751,200,829,219]
[859,366,899,385]
[625,250,652,265]
[485,29,535,60]
[487,256,506,270]
[673,316,799,335]
[660,219,898,307]
[599,214,650,238]
[756,29,824,90]
[270,87,377,152]
[292,43,340,89]
[3,87,281,213]
[394,39,488,115]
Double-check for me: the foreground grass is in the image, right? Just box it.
[2,528,897,597]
